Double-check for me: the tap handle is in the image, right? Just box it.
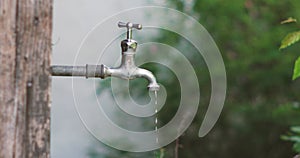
[118,22,142,30]
[118,22,142,40]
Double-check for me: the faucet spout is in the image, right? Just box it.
[133,68,160,91]
[102,65,160,91]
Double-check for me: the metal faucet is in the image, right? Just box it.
[51,22,160,91]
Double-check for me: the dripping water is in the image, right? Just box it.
[154,90,158,144]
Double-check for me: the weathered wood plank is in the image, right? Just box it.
[0,0,52,157]
[0,0,18,157]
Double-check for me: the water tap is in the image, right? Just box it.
[51,22,160,91]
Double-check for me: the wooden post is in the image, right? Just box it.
[0,0,52,157]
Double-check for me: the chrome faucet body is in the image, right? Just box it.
[51,22,160,91]
[100,22,159,91]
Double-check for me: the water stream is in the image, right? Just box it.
[154,90,158,144]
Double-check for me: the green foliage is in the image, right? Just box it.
[164,0,300,157]
[291,126,300,134]
[293,57,300,80]
[280,31,300,50]
[279,18,300,154]
[154,148,165,158]
[279,21,299,155]
[280,17,300,80]
[282,126,300,153]
[281,17,297,24]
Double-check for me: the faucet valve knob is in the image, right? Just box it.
[118,22,142,40]
[118,22,142,30]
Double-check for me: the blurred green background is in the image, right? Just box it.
[89,0,300,157]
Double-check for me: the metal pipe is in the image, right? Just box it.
[50,65,104,78]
